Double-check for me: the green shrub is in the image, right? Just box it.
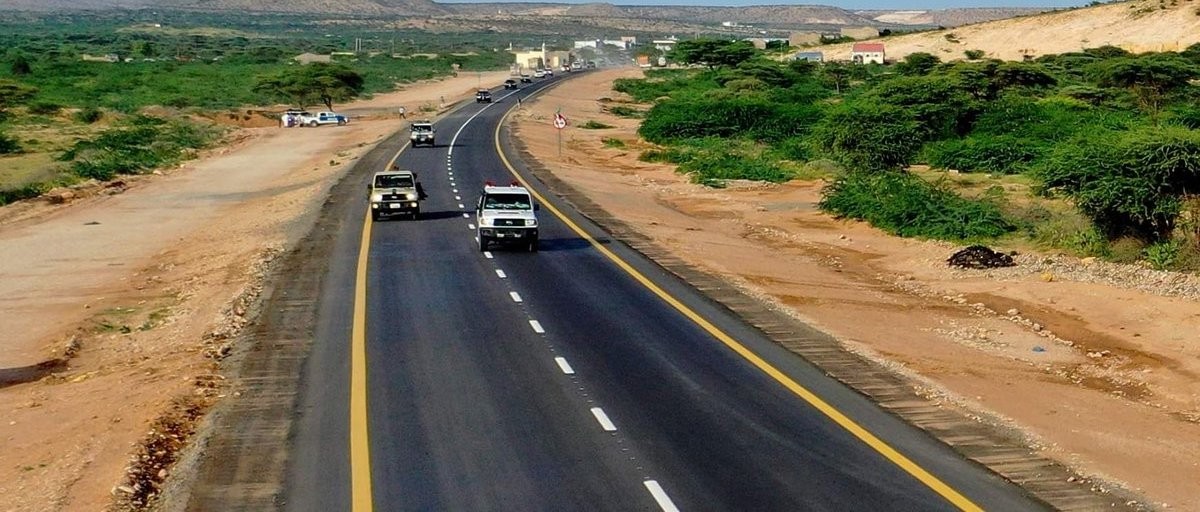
[608,105,644,118]
[1036,126,1200,239]
[819,171,1013,240]
[964,49,986,60]
[62,115,222,182]
[0,181,51,206]
[74,107,102,124]
[677,149,794,184]
[601,137,626,148]
[809,101,924,170]
[1144,239,1183,269]
[0,130,21,154]
[27,101,63,115]
[860,75,978,139]
[580,120,613,129]
[639,147,688,164]
[639,97,820,143]
[923,135,1042,174]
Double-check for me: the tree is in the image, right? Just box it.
[667,39,757,69]
[895,52,940,76]
[820,61,851,94]
[1096,53,1199,120]
[10,53,31,75]
[255,63,365,110]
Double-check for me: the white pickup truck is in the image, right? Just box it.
[298,111,348,127]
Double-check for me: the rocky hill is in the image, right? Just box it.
[0,0,448,14]
[0,0,1031,31]
[858,7,1050,28]
[819,0,1200,62]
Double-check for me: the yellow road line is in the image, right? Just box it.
[492,108,984,512]
[351,141,409,512]
[351,205,374,511]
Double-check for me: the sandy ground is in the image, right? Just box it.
[512,68,1200,509]
[818,0,1200,61]
[0,71,510,511]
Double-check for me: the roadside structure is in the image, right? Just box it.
[851,42,885,64]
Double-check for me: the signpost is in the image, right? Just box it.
[554,111,567,156]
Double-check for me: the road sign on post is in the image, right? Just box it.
[554,112,567,156]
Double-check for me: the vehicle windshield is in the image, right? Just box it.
[375,175,414,188]
[483,193,532,210]
[412,124,433,132]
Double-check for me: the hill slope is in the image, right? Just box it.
[820,0,1200,61]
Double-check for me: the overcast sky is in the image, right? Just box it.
[436,0,1088,9]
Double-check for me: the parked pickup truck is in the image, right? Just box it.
[299,111,348,127]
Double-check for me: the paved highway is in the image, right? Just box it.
[281,73,1046,511]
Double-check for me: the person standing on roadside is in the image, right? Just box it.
[398,106,406,119]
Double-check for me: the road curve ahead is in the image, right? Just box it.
[282,73,1046,512]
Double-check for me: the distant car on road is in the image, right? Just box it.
[533,69,546,79]
[475,89,493,103]
[504,79,518,89]
[519,74,532,83]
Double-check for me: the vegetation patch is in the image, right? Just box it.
[609,38,1200,267]
[820,171,1013,241]
[59,115,223,181]
[580,120,613,129]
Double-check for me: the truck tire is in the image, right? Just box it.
[478,235,489,252]
[411,208,420,220]
[371,211,381,221]
[309,121,319,127]
[527,239,538,252]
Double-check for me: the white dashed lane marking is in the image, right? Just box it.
[510,292,523,303]
[458,203,465,209]
[468,224,476,230]
[455,195,461,200]
[462,213,470,218]
[529,320,544,333]
[483,251,493,259]
[495,269,507,278]
[554,357,575,375]
[643,481,680,512]
[590,407,617,432]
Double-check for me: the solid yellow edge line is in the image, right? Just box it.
[351,207,374,511]
[351,141,409,512]
[492,107,984,512]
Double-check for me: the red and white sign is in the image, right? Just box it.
[553,113,567,129]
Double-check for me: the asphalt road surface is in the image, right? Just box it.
[281,73,1047,512]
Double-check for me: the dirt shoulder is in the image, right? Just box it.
[0,71,509,511]
[512,68,1199,510]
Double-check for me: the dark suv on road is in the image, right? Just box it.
[475,90,492,103]
[504,79,518,89]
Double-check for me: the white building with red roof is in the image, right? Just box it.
[851,43,885,64]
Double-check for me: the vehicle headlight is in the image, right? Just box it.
[479,218,491,227]
[406,193,417,200]
[527,219,537,227]
[370,194,383,202]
